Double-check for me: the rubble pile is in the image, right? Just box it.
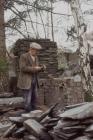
[1,103,58,140]
[1,102,93,140]
[0,94,25,139]
[53,102,93,140]
[0,93,24,116]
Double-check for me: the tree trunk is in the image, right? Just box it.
[0,0,6,57]
[51,0,54,42]
[69,0,93,99]
[0,0,8,92]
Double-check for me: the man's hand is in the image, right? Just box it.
[33,65,46,73]
[35,66,42,71]
[41,65,46,71]
[10,53,18,59]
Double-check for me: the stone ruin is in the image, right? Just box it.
[13,38,58,78]
[13,38,84,107]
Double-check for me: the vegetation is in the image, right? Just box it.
[0,58,8,73]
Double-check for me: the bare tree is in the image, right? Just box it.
[63,0,93,99]
[5,0,51,39]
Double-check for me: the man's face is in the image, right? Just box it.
[29,48,38,56]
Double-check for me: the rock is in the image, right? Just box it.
[24,119,52,140]
[0,123,12,136]
[85,124,93,134]
[39,131,52,140]
[24,119,44,137]
[13,127,26,138]
[41,116,51,124]
[37,103,58,122]
[74,75,81,82]
[22,110,43,119]
[74,136,90,140]
[65,102,87,110]
[9,117,25,125]
[3,124,16,138]
[23,135,39,140]
[0,92,14,98]
[59,102,93,119]
[0,97,24,109]
[44,122,58,130]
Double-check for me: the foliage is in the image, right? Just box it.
[0,58,8,73]
[84,92,93,102]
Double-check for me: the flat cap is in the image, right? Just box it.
[30,42,42,50]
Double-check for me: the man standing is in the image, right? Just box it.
[17,42,46,112]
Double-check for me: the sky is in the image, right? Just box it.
[5,0,93,52]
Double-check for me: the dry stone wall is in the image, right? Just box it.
[13,39,84,106]
[38,78,84,107]
[14,39,58,78]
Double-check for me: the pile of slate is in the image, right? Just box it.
[52,102,93,140]
[0,93,24,116]
[2,102,93,140]
[2,103,58,140]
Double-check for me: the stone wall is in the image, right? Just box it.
[13,39,58,78]
[13,39,84,107]
[38,77,84,107]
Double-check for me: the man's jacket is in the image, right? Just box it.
[17,52,39,89]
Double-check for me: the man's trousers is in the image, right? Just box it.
[22,81,37,112]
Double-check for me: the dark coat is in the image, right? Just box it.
[17,52,39,89]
